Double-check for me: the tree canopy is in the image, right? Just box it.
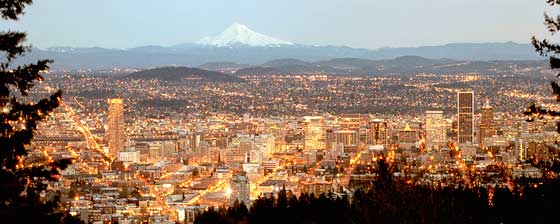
[0,0,76,223]
[526,0,560,127]
[195,159,560,224]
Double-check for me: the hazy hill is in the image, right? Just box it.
[369,42,536,60]
[234,56,547,76]
[126,67,244,82]
[198,62,252,72]
[263,59,312,67]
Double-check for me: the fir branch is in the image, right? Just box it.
[0,0,32,20]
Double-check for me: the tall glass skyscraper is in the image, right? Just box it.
[479,99,497,144]
[457,91,474,144]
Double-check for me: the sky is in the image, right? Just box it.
[0,0,552,49]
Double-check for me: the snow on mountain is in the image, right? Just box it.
[197,22,293,47]
[46,47,77,53]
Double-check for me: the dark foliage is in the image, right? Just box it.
[0,1,78,223]
[0,0,31,20]
[527,1,560,129]
[195,160,560,224]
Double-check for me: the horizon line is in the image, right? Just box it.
[34,41,532,52]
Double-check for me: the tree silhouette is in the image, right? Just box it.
[0,0,74,223]
[196,156,560,223]
[526,0,560,129]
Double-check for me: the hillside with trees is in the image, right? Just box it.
[195,160,560,224]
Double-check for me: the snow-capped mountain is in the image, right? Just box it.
[20,24,539,70]
[197,22,293,47]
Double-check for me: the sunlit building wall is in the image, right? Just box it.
[333,130,359,146]
[425,111,446,150]
[303,116,325,151]
[398,124,418,144]
[108,98,125,156]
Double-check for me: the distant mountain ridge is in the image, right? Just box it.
[20,42,540,70]
[15,24,542,70]
[232,56,547,76]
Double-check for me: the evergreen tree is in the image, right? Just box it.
[0,0,73,223]
[195,179,560,224]
[227,200,249,224]
[276,186,288,209]
[526,0,560,129]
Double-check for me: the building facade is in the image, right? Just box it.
[479,99,497,145]
[302,116,325,151]
[230,171,250,206]
[457,91,474,144]
[366,119,388,146]
[108,98,125,156]
[425,111,446,150]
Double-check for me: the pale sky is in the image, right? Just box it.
[0,0,552,49]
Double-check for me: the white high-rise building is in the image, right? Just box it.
[302,116,325,151]
[425,111,446,150]
[118,149,140,163]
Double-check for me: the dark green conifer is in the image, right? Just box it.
[0,1,74,223]
[526,0,560,129]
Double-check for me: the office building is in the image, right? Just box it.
[302,116,325,151]
[366,119,387,146]
[230,171,250,206]
[479,99,497,144]
[425,111,446,150]
[457,91,474,144]
[108,98,125,156]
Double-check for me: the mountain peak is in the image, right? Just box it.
[198,23,293,47]
[227,22,250,32]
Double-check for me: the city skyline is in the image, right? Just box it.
[3,1,560,223]
[35,73,556,223]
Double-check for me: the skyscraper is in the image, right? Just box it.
[479,99,497,144]
[302,116,325,151]
[108,98,125,156]
[457,91,474,144]
[327,129,359,154]
[425,111,446,150]
[366,119,387,146]
[398,123,418,144]
[338,114,362,131]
